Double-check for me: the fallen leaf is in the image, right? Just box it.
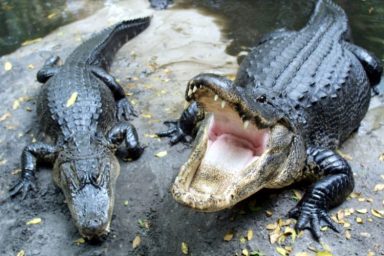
[27,64,34,69]
[239,237,247,244]
[367,251,375,256]
[371,209,384,218]
[132,235,141,249]
[224,230,234,241]
[124,200,129,206]
[21,38,42,46]
[74,238,85,245]
[181,242,188,255]
[265,210,273,217]
[355,217,363,224]
[242,249,249,256]
[144,133,158,138]
[379,154,384,162]
[247,229,253,241]
[316,251,333,256]
[0,112,11,122]
[155,151,167,158]
[295,252,309,256]
[336,149,352,160]
[26,217,42,225]
[345,230,351,240]
[0,159,7,165]
[356,209,368,214]
[292,189,302,201]
[266,223,277,230]
[276,247,288,256]
[374,184,384,191]
[16,250,25,256]
[66,92,78,107]
[250,250,264,256]
[4,61,12,71]
[47,12,58,19]
[142,113,152,119]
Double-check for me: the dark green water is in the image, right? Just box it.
[0,0,103,56]
[177,0,384,61]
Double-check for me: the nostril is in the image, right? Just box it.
[85,218,103,231]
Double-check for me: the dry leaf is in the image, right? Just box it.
[355,217,363,224]
[265,210,273,217]
[371,209,384,218]
[21,38,42,46]
[266,223,277,230]
[16,250,25,256]
[276,247,288,256]
[345,230,351,240]
[4,61,12,71]
[247,229,253,241]
[0,112,11,122]
[239,237,247,244]
[74,238,85,245]
[356,209,368,214]
[26,217,42,225]
[66,92,78,107]
[132,235,141,249]
[296,252,309,256]
[292,189,302,200]
[142,113,152,119]
[316,251,333,256]
[242,249,249,256]
[124,200,129,206]
[155,151,167,158]
[224,230,234,241]
[374,184,384,191]
[181,242,188,255]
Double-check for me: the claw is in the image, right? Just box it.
[157,120,189,145]
[117,98,137,121]
[9,175,37,199]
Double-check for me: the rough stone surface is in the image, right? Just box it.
[0,1,383,255]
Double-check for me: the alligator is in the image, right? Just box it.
[149,0,173,10]
[9,17,150,240]
[158,0,382,239]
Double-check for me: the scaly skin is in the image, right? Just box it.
[158,0,382,240]
[10,17,150,240]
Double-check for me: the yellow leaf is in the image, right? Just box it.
[144,133,158,138]
[265,210,273,217]
[242,248,249,256]
[26,217,42,225]
[132,235,141,249]
[74,237,85,245]
[266,223,277,230]
[296,252,309,256]
[247,229,253,241]
[316,251,333,256]
[355,217,363,224]
[155,151,167,158]
[47,12,58,19]
[4,61,12,71]
[374,184,384,191]
[21,38,42,46]
[0,112,11,122]
[356,209,368,214]
[16,250,25,256]
[66,92,78,107]
[345,230,351,240]
[371,209,384,218]
[292,189,302,200]
[124,200,129,206]
[142,113,152,119]
[181,242,188,255]
[27,64,34,69]
[224,230,234,241]
[379,154,384,161]
[276,247,288,256]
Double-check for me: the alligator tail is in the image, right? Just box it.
[68,16,151,69]
[306,0,348,29]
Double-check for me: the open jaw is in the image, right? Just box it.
[172,86,297,212]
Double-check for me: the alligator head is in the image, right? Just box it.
[172,74,306,211]
[52,139,119,240]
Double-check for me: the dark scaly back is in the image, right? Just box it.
[235,0,370,148]
[66,17,151,70]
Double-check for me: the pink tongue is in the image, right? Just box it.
[202,134,255,173]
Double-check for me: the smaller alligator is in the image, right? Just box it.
[9,17,150,240]
[158,0,382,239]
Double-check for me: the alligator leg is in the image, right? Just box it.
[10,142,57,199]
[107,122,144,160]
[344,42,383,87]
[157,101,204,145]
[91,67,137,121]
[36,56,61,83]
[288,147,354,240]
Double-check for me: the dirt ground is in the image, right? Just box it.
[0,1,383,255]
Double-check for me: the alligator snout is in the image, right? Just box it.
[80,217,109,238]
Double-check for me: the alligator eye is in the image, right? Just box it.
[256,94,267,103]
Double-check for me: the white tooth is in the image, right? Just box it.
[243,120,249,129]
[192,86,197,93]
[221,101,226,108]
[187,89,192,97]
[214,95,219,101]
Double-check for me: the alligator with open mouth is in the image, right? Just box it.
[9,17,150,240]
[158,0,382,239]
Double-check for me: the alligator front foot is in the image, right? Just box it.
[117,98,137,121]
[157,120,190,145]
[9,170,37,199]
[288,202,339,240]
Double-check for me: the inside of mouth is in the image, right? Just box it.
[189,97,270,196]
